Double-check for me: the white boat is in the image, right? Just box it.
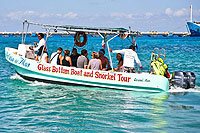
[5,20,169,92]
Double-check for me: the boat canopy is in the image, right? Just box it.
[23,20,139,35]
[22,20,138,70]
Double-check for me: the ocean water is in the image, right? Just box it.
[1,35,200,132]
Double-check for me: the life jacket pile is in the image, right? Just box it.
[151,57,168,76]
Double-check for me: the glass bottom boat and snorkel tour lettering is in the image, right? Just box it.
[37,64,132,82]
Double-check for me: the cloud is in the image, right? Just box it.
[63,12,78,19]
[110,12,155,20]
[6,10,78,20]
[165,8,188,17]
[174,8,187,17]
[110,13,134,19]
[145,12,154,18]
[165,8,173,16]
[7,11,37,20]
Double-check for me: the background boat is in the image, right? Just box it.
[186,5,200,36]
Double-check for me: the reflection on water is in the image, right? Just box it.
[150,94,169,133]
[3,79,171,132]
[0,72,200,132]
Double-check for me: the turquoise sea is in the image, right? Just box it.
[1,35,200,132]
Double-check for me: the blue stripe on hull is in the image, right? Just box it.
[187,22,200,36]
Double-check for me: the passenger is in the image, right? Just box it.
[50,47,63,65]
[114,53,123,72]
[33,33,46,61]
[77,49,88,69]
[164,64,171,78]
[111,45,142,73]
[61,50,72,67]
[40,47,49,63]
[98,49,111,71]
[70,48,80,67]
[88,52,102,70]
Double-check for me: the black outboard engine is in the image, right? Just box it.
[171,71,196,89]
[185,72,196,88]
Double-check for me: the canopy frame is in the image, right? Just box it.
[22,20,138,70]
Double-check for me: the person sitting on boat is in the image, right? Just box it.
[77,49,88,69]
[50,47,63,65]
[60,50,72,67]
[111,45,142,73]
[164,64,171,78]
[151,58,171,78]
[98,49,111,71]
[114,53,123,72]
[70,48,80,67]
[33,33,46,61]
[40,47,49,63]
[87,52,102,70]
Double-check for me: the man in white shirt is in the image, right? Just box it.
[112,45,142,73]
[33,33,46,61]
[50,47,63,65]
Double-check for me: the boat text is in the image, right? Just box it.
[37,64,132,82]
[6,53,30,68]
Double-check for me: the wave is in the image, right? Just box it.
[169,86,200,93]
[28,81,50,86]
[10,73,24,80]
[10,73,50,86]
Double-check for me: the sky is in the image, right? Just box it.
[0,0,199,32]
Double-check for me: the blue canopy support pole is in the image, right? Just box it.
[107,34,119,71]
[98,32,119,71]
[23,23,29,44]
[22,20,29,44]
[45,28,51,42]
[22,21,25,44]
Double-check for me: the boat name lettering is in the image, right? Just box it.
[117,74,131,82]
[134,78,143,82]
[6,53,21,65]
[145,79,150,82]
[38,64,51,72]
[7,53,14,62]
[71,69,82,76]
[17,57,30,67]
[52,66,70,74]
[84,71,93,77]
[95,71,116,80]
[37,64,70,74]
[134,78,151,82]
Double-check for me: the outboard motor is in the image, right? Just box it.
[171,71,196,89]
[171,71,189,89]
[185,72,196,88]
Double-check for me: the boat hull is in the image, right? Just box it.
[5,47,169,92]
[187,22,200,36]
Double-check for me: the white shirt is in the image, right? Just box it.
[50,52,59,65]
[77,55,88,68]
[34,38,46,51]
[88,59,101,70]
[113,49,142,68]
[41,53,48,63]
